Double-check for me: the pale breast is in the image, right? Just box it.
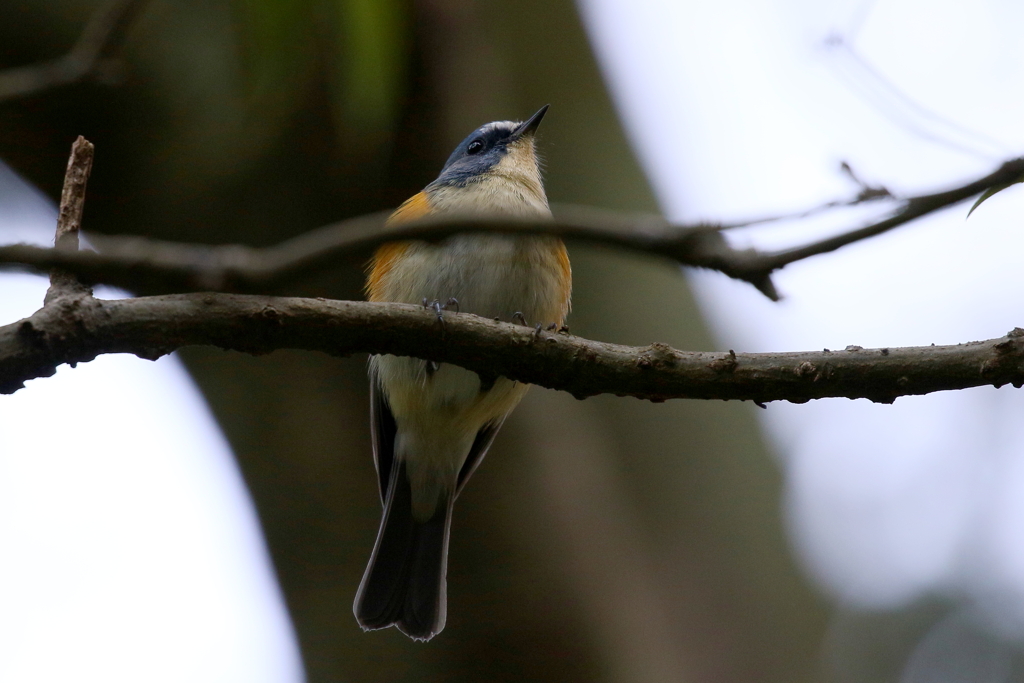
[376,172,570,325]
[375,234,568,325]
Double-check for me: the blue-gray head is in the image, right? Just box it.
[429,105,549,190]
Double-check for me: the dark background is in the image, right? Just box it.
[0,1,827,680]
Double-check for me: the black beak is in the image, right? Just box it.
[512,104,549,139]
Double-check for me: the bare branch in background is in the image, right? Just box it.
[715,159,893,230]
[2,292,1023,402]
[0,156,1022,301]
[0,0,147,102]
[823,31,1011,160]
[733,157,1024,276]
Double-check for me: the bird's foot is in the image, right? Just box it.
[421,298,460,377]
[511,312,563,342]
[422,297,460,330]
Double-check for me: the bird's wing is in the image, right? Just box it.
[365,191,431,301]
[373,376,507,502]
[369,378,398,505]
[387,190,432,224]
[455,416,507,498]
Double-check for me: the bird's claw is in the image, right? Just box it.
[510,313,561,340]
[423,297,460,329]
[420,297,454,376]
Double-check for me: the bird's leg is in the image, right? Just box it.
[420,298,445,377]
[511,312,561,341]
[478,373,497,392]
[421,298,460,325]
[420,298,460,377]
[421,298,448,332]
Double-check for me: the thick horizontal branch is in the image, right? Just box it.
[3,292,1022,404]
[1,158,1022,301]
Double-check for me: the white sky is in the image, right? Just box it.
[579,0,1024,674]
[0,163,303,682]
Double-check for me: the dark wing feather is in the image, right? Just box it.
[455,416,507,497]
[353,459,452,640]
[369,377,397,505]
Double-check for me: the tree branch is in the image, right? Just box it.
[4,141,1023,406]
[45,136,95,303]
[0,0,147,102]
[747,158,1024,271]
[3,292,1023,403]
[1,158,1022,301]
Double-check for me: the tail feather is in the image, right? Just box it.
[354,461,452,641]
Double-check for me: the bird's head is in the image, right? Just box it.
[428,105,549,196]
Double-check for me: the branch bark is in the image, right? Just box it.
[45,136,95,303]
[3,292,1023,403]
[1,158,1022,301]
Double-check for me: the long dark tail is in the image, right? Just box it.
[353,461,452,641]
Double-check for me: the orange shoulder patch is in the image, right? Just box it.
[554,239,573,323]
[386,191,432,226]
[365,241,410,301]
[366,193,431,300]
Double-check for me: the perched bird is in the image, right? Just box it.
[354,105,571,641]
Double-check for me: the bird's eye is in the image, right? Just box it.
[467,139,484,155]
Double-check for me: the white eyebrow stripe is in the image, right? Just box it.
[476,121,518,135]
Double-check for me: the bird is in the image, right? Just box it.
[353,105,571,641]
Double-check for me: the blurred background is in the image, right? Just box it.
[1,0,1023,681]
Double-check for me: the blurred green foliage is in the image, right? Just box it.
[234,0,408,158]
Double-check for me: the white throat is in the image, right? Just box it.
[428,139,550,218]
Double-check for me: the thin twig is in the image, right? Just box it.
[745,157,1024,272]
[2,293,1023,403]
[715,161,891,230]
[44,136,95,303]
[0,0,147,102]
[1,157,1022,301]
[824,33,1009,160]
